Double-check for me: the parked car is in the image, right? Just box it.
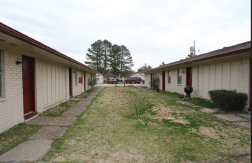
[124,77,142,84]
[115,78,123,82]
[107,78,118,84]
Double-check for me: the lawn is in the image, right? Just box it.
[75,87,97,98]
[184,97,216,108]
[41,87,251,162]
[0,123,42,155]
[39,100,79,117]
[159,90,184,98]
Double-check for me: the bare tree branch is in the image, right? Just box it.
[114,87,149,116]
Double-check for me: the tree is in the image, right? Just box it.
[115,87,149,116]
[85,40,104,72]
[159,62,165,67]
[102,40,112,74]
[138,63,152,72]
[119,45,134,77]
[109,44,121,76]
[85,39,134,76]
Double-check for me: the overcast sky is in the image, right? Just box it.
[0,0,250,71]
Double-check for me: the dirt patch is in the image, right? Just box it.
[199,127,220,139]
[147,121,158,126]
[197,153,251,163]
[143,105,193,124]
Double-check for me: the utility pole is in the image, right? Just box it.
[193,40,196,56]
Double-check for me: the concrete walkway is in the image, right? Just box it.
[138,87,251,129]
[0,87,104,162]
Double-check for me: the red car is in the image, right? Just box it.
[124,77,142,84]
[107,78,118,84]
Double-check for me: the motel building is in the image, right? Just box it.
[144,41,251,111]
[0,23,97,133]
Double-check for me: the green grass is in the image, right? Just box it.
[159,90,184,98]
[39,100,79,116]
[184,98,216,108]
[40,87,251,162]
[75,87,97,98]
[0,123,42,155]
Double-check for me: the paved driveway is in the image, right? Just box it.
[95,83,145,87]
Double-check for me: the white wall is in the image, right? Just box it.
[96,74,104,84]
[145,73,151,87]
[42,61,68,110]
[72,69,85,97]
[165,68,186,95]
[0,50,24,133]
[196,59,248,99]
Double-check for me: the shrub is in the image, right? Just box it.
[208,89,248,111]
[152,73,160,90]
[88,76,97,89]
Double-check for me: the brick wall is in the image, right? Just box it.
[0,50,24,133]
[238,59,249,94]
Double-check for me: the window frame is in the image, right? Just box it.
[168,70,171,84]
[177,69,182,84]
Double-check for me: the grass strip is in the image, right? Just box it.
[39,100,79,117]
[184,98,216,108]
[0,123,42,155]
[75,87,97,98]
[159,90,184,98]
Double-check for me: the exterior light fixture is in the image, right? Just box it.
[16,60,22,65]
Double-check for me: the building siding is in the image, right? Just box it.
[0,51,24,133]
[144,57,250,110]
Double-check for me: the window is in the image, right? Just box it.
[96,75,99,81]
[75,69,77,85]
[0,50,2,97]
[168,70,171,83]
[178,69,182,84]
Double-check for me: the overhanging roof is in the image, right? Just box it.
[0,22,97,73]
[144,41,251,73]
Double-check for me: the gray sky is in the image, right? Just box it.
[0,0,250,71]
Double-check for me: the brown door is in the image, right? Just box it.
[84,71,86,91]
[186,67,192,87]
[22,55,35,117]
[69,68,73,98]
[162,71,165,91]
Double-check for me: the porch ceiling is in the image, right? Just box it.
[0,30,96,74]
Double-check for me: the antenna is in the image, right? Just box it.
[188,40,199,58]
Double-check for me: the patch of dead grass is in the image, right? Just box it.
[143,105,193,124]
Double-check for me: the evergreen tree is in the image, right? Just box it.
[85,40,103,72]
[109,44,121,76]
[119,45,134,77]
[102,40,112,74]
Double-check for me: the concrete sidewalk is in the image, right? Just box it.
[0,87,104,162]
